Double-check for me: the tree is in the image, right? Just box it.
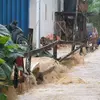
[0,24,27,88]
[88,0,100,34]
[88,0,100,13]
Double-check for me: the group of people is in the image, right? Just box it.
[88,27,100,50]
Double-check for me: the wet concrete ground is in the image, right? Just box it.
[18,48,100,100]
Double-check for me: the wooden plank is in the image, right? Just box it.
[24,40,82,57]
[59,44,84,62]
[24,40,60,57]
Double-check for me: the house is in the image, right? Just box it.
[0,0,63,47]
[29,0,64,47]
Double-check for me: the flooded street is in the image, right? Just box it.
[18,48,100,100]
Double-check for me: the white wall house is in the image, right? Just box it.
[29,0,64,45]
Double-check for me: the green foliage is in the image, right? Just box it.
[88,0,100,13]
[0,24,27,87]
[0,58,5,64]
[89,15,100,34]
[88,0,93,4]
[0,36,10,44]
[88,0,100,34]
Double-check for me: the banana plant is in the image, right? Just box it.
[88,0,100,13]
[0,24,27,87]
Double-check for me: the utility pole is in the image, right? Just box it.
[36,0,41,49]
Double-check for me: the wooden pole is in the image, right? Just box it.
[26,28,33,74]
[53,34,57,59]
[72,0,79,51]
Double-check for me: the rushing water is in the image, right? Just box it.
[18,48,100,100]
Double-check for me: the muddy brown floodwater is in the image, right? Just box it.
[18,47,100,100]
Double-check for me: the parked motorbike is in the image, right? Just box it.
[6,21,28,45]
